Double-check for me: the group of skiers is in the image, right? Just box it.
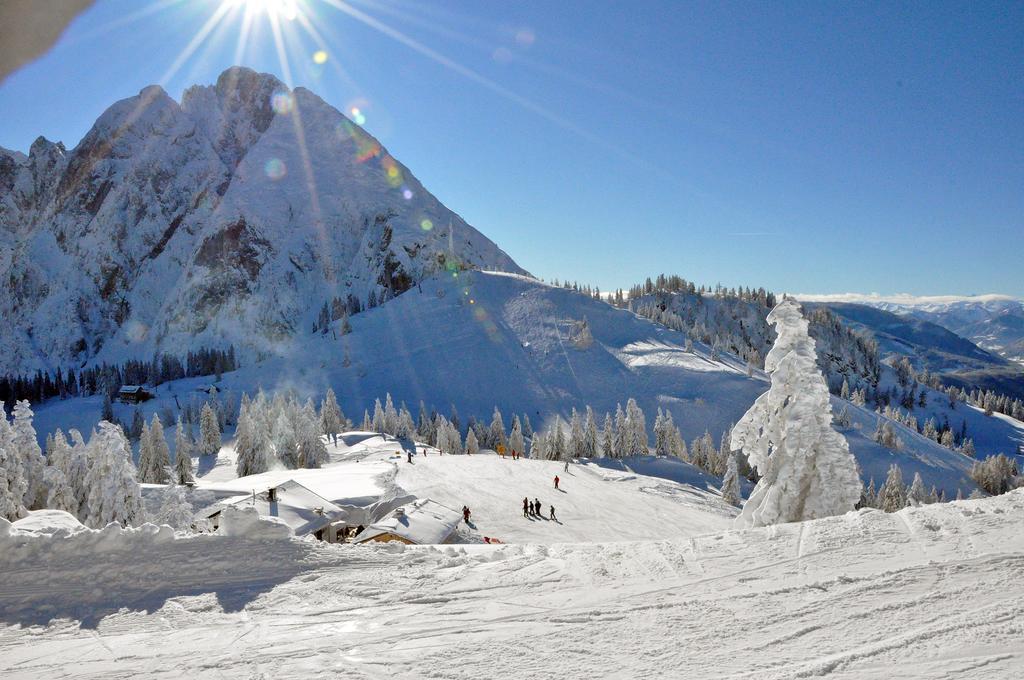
[497,444,523,460]
[523,496,556,521]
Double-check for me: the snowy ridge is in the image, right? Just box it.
[1,489,1022,677]
[0,66,524,374]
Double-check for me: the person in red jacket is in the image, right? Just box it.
[554,475,560,490]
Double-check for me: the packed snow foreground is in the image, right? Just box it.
[1,487,1022,678]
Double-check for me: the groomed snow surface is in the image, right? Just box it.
[2,437,1023,679]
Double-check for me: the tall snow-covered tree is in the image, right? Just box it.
[509,416,525,456]
[568,408,585,460]
[372,398,385,433]
[12,401,46,509]
[383,393,398,435]
[625,398,647,456]
[319,388,345,443]
[84,422,144,528]
[489,407,507,450]
[173,417,194,485]
[613,404,626,459]
[877,464,907,512]
[297,399,328,468]
[731,300,862,528]
[43,466,78,514]
[601,413,614,459]
[199,403,221,456]
[146,415,171,483]
[465,428,479,456]
[156,484,194,531]
[522,415,533,441]
[907,472,928,506]
[0,415,28,520]
[583,407,598,459]
[721,453,741,506]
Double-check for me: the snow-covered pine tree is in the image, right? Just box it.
[465,428,479,455]
[509,416,525,456]
[0,414,28,520]
[199,402,221,456]
[42,466,77,514]
[568,408,585,459]
[397,406,416,440]
[156,484,194,531]
[601,412,614,459]
[137,418,153,482]
[372,398,385,434]
[489,407,507,450]
[146,415,171,483]
[877,464,907,512]
[361,409,372,432]
[297,399,328,468]
[625,398,647,456]
[654,409,669,456]
[583,407,598,459]
[721,453,741,506]
[319,388,345,444]
[173,417,194,484]
[907,472,928,506]
[383,394,398,435]
[522,415,533,441]
[731,300,862,528]
[417,401,431,439]
[84,422,144,528]
[12,401,46,509]
[613,404,626,459]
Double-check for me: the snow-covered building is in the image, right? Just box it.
[195,480,349,541]
[117,385,153,404]
[354,499,462,545]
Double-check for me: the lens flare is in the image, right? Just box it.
[381,155,403,187]
[312,49,328,64]
[271,91,293,115]
[402,187,414,200]
[420,219,433,231]
[264,157,287,179]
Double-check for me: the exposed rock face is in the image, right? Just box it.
[0,67,524,373]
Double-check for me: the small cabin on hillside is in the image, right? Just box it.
[195,479,349,541]
[354,499,462,545]
[117,385,153,404]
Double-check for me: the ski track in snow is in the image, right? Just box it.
[1,489,1022,679]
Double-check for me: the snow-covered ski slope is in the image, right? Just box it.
[3,488,1022,679]
[34,270,1024,496]
[193,432,738,544]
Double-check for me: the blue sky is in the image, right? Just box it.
[2,0,1021,296]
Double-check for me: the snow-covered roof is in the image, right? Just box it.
[196,479,347,536]
[355,499,462,545]
[11,510,86,535]
[118,385,148,394]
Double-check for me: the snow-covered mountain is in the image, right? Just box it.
[0,66,524,375]
[798,293,1024,367]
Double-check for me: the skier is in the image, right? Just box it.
[463,506,471,524]
[407,451,413,463]
[564,459,569,472]
[549,505,556,521]
[523,497,529,517]
[554,475,560,490]
[534,498,542,517]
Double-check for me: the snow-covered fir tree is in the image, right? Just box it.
[12,401,46,509]
[721,453,741,506]
[489,407,507,450]
[43,466,77,514]
[156,484,194,531]
[583,407,598,459]
[731,300,862,528]
[465,428,479,455]
[601,412,614,458]
[199,402,221,456]
[372,398,385,433]
[907,472,928,506]
[173,417,194,485]
[84,422,144,528]
[877,464,907,512]
[319,388,345,443]
[509,416,525,456]
[624,398,647,456]
[145,415,171,483]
